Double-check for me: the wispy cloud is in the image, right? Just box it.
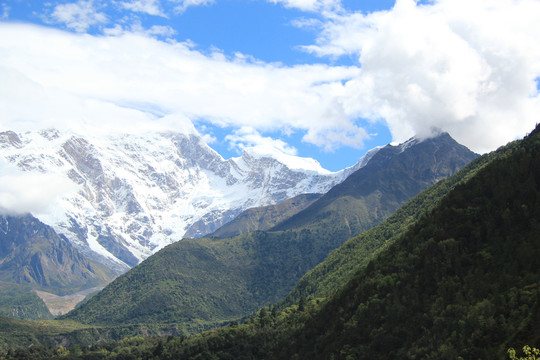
[267,0,342,13]
[104,21,177,38]
[48,0,107,32]
[226,126,299,156]
[169,0,215,14]
[225,127,330,173]
[119,0,166,17]
[0,160,76,216]
[1,3,9,20]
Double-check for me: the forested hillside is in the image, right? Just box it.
[0,282,52,320]
[276,125,540,359]
[280,142,496,306]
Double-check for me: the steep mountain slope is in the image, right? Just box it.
[63,133,477,331]
[0,282,52,320]
[280,146,494,306]
[209,193,322,238]
[0,129,356,271]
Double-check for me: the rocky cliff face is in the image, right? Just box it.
[0,129,362,271]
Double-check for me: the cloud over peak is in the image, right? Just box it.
[305,0,540,151]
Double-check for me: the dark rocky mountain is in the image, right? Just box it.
[0,214,113,294]
[273,132,478,235]
[63,133,478,331]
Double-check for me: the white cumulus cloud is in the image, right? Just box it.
[2,0,540,157]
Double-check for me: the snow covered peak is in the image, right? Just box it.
[1,128,363,271]
[237,148,332,175]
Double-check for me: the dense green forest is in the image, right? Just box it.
[3,126,535,359]
[275,126,540,359]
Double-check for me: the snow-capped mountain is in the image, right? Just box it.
[0,129,371,272]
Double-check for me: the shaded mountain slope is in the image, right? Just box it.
[63,134,477,331]
[280,146,494,306]
[210,193,322,238]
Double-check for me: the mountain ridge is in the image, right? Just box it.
[272,132,476,234]
[0,213,115,318]
[0,214,113,295]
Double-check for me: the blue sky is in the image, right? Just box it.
[1,0,540,171]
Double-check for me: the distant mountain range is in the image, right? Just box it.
[8,124,540,359]
[62,132,478,331]
[0,129,366,272]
